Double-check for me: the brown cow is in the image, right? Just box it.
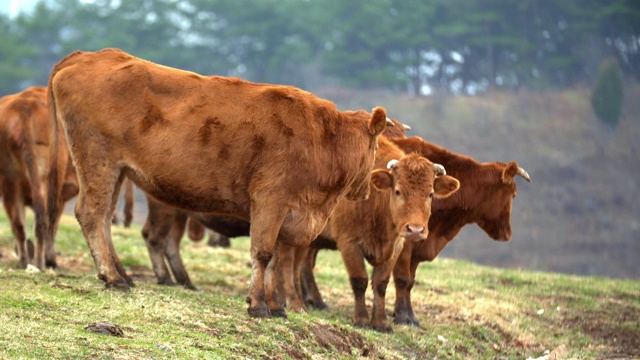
[0,86,77,270]
[389,136,530,326]
[47,48,388,318]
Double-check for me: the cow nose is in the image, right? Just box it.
[406,225,425,235]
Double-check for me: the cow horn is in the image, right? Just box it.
[433,163,446,176]
[387,159,399,169]
[517,167,531,183]
[386,117,394,126]
[403,124,411,131]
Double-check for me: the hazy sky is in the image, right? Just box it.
[0,0,40,17]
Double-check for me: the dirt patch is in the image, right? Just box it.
[309,323,375,357]
[563,305,640,358]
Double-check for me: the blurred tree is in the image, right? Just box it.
[0,14,37,95]
[591,57,624,129]
[0,0,638,95]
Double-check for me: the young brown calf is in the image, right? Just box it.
[329,137,459,332]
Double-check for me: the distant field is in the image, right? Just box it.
[1,210,638,359]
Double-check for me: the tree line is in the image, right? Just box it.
[1,0,639,96]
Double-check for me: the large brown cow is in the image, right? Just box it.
[47,48,388,318]
[389,136,530,326]
[0,86,77,270]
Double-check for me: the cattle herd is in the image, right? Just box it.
[0,48,530,333]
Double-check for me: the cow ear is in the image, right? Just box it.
[369,106,387,136]
[370,169,393,190]
[433,175,460,199]
[502,161,519,183]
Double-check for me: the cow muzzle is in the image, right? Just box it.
[402,224,427,242]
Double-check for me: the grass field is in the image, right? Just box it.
[0,209,638,359]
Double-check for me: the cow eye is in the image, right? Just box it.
[429,191,434,199]
[394,188,401,197]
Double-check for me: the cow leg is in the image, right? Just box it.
[2,184,29,269]
[141,198,176,287]
[103,174,133,286]
[246,202,288,318]
[301,247,329,310]
[165,212,196,290]
[74,165,130,290]
[122,178,134,228]
[208,230,230,248]
[292,245,309,311]
[370,258,399,333]
[338,240,369,328]
[404,259,422,327]
[276,243,307,312]
[17,136,51,270]
[186,217,205,242]
[393,244,416,326]
[264,244,286,318]
[273,244,288,307]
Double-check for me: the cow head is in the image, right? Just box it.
[476,161,531,241]
[371,154,460,242]
[343,107,389,201]
[382,118,410,139]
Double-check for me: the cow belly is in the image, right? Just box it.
[124,168,249,215]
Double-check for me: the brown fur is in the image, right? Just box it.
[46,48,387,318]
[0,86,78,270]
[389,136,529,326]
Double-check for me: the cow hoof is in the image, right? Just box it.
[157,277,176,287]
[104,280,131,291]
[45,259,59,270]
[372,323,393,333]
[17,259,29,270]
[373,325,393,334]
[248,305,271,318]
[394,315,420,327]
[353,319,368,329]
[181,283,198,291]
[308,301,329,311]
[270,308,288,319]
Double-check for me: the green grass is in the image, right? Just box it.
[0,210,638,359]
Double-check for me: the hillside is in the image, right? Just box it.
[315,84,640,280]
[0,211,638,359]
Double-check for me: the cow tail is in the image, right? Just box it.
[46,76,60,238]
